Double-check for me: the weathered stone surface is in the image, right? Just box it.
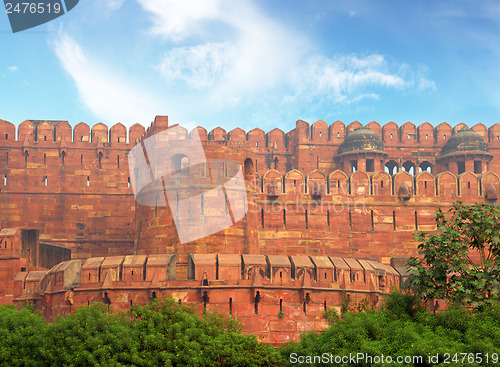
[2,116,500,344]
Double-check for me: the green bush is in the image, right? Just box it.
[0,299,284,367]
[281,292,500,366]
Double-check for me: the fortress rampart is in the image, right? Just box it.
[1,116,499,260]
[1,115,499,343]
[15,253,400,345]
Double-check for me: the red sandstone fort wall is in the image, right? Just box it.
[1,116,499,262]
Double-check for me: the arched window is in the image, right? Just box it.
[384,160,398,175]
[402,161,416,176]
[172,154,189,176]
[244,158,254,181]
[418,161,432,173]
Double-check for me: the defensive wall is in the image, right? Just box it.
[1,116,499,261]
[1,115,499,342]
[14,253,401,345]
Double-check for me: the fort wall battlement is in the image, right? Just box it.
[1,116,499,260]
[2,114,499,344]
[15,253,401,344]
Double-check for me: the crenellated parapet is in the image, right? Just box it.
[1,117,500,147]
[14,253,402,344]
[0,119,148,145]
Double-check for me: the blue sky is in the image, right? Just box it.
[0,0,498,133]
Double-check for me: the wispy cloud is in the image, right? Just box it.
[7,66,18,72]
[106,0,125,12]
[290,54,407,104]
[157,42,233,89]
[51,32,165,126]
[48,0,437,128]
[138,0,435,110]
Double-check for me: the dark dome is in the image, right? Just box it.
[338,126,384,155]
[441,127,488,156]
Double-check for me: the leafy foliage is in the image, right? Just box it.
[408,202,500,309]
[281,292,500,367]
[0,298,284,367]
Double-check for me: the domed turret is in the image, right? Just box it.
[437,126,492,175]
[338,126,384,155]
[441,127,488,157]
[336,125,387,173]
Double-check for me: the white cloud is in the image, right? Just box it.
[106,0,125,11]
[7,66,18,72]
[157,42,233,89]
[135,0,224,41]
[137,0,432,110]
[51,32,165,126]
[138,0,305,103]
[290,55,406,103]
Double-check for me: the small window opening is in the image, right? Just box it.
[414,210,418,230]
[127,223,130,235]
[468,182,471,189]
[393,211,396,230]
[279,299,283,312]
[390,133,393,139]
[366,159,374,172]
[371,210,374,231]
[44,136,46,141]
[349,210,352,230]
[283,209,286,229]
[337,132,340,138]
[117,155,120,169]
[474,161,482,174]
[350,160,358,173]
[280,271,283,279]
[61,151,66,165]
[381,180,384,189]
[43,176,47,187]
[87,177,90,187]
[229,298,233,315]
[424,181,427,189]
[80,154,83,167]
[44,153,46,166]
[426,134,428,139]
[3,175,6,186]
[457,161,465,175]
[127,177,130,187]
[327,210,330,229]
[305,210,308,229]
[261,209,264,228]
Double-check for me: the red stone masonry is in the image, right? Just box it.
[1,115,500,344]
